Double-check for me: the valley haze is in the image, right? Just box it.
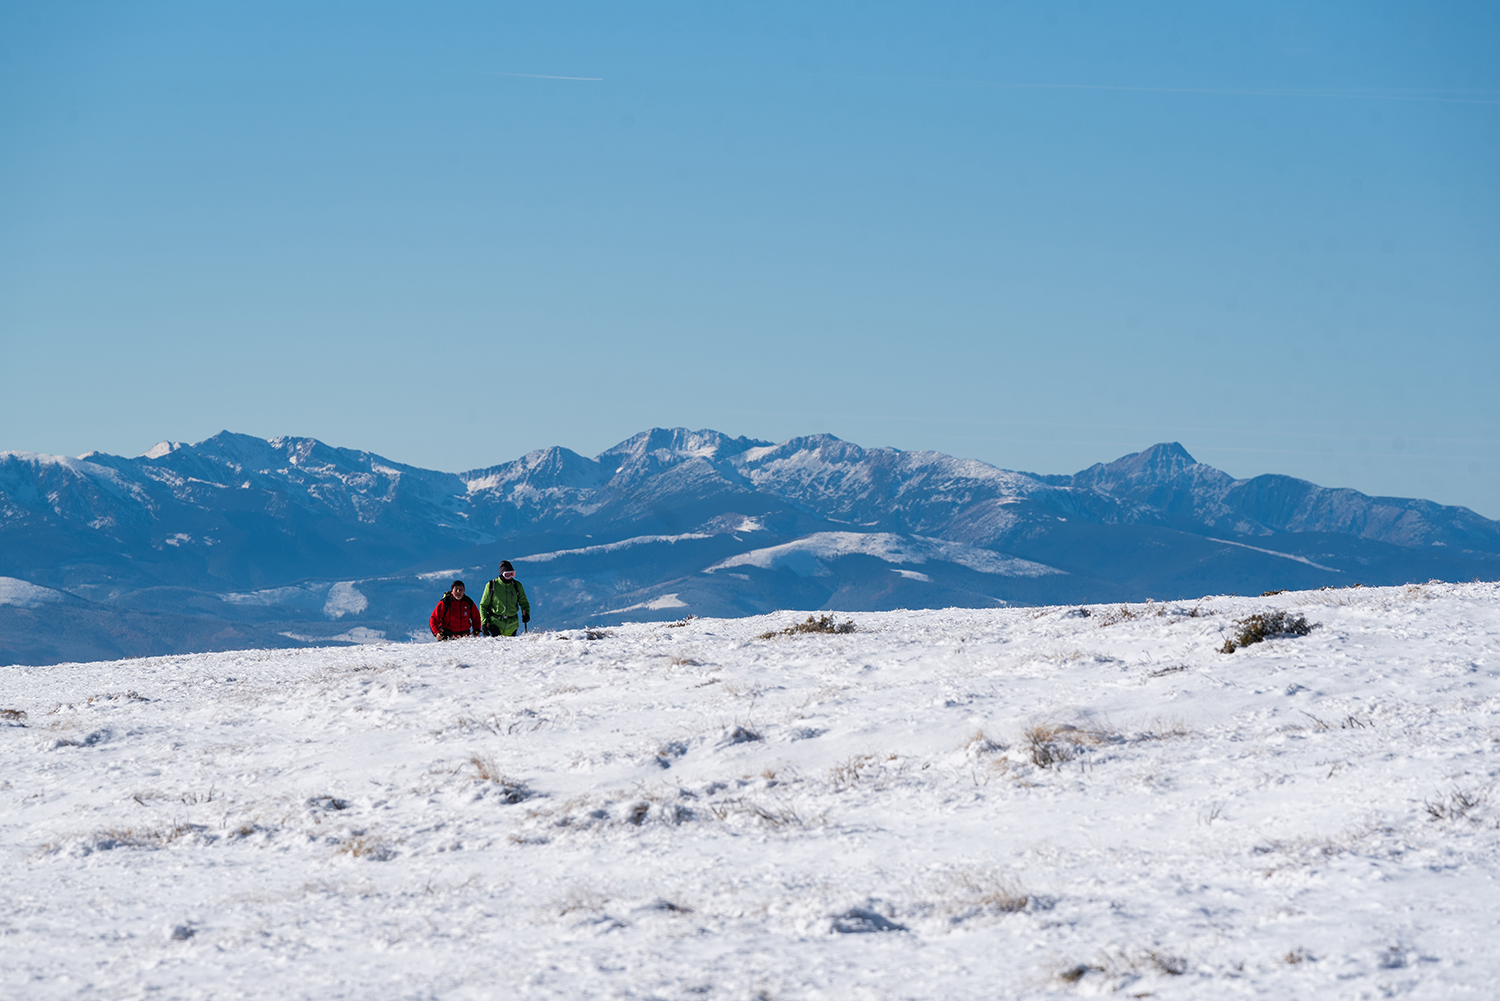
[2,428,1498,667]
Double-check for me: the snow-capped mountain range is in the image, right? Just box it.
[2,428,1497,665]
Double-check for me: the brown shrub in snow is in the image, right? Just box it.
[1219,611,1314,654]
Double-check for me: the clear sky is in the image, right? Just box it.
[2,2,1497,515]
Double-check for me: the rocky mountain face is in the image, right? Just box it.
[3,428,1497,665]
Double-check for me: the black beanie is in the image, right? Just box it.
[498,561,514,573]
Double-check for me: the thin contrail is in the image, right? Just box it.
[480,71,603,82]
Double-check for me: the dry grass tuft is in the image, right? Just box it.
[829,753,879,791]
[1249,817,1393,874]
[720,680,763,699]
[1057,963,1097,984]
[1057,947,1187,985]
[947,870,1030,919]
[76,822,203,853]
[759,614,855,639]
[1024,722,1115,768]
[709,797,804,828]
[102,690,149,702]
[0,708,27,725]
[1093,604,1149,627]
[965,730,1004,755]
[444,712,503,736]
[1144,950,1188,976]
[1026,726,1075,768]
[1220,610,1315,653]
[467,754,533,803]
[1425,787,1486,822]
[333,834,395,860]
[721,723,762,745]
[1136,715,1192,740]
[468,753,502,781]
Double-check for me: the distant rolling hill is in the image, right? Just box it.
[2,428,1497,665]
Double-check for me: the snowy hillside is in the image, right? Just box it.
[4,582,1498,998]
[3,427,1499,665]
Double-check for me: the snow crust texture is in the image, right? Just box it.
[3,583,1499,999]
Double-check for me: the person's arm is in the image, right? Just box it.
[466,597,482,634]
[517,582,530,622]
[429,601,444,637]
[479,581,495,622]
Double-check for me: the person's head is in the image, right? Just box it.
[498,560,515,581]
[450,580,465,598]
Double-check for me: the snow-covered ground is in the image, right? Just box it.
[3,583,1498,999]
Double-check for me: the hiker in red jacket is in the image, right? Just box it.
[429,580,482,640]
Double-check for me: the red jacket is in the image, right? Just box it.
[430,593,481,637]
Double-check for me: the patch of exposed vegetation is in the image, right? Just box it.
[720,723,762,746]
[1425,787,1486,822]
[1219,610,1315,653]
[758,614,856,639]
[468,754,534,803]
[1024,722,1117,768]
[333,834,396,860]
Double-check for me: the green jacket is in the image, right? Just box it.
[480,577,530,630]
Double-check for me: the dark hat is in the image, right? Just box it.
[498,560,514,573]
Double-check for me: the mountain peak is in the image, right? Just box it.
[1122,441,1197,473]
[142,440,182,460]
[1081,442,1200,485]
[598,428,773,467]
[1143,441,1196,464]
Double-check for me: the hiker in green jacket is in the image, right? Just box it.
[480,560,531,636]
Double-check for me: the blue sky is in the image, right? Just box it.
[2,1,1497,515]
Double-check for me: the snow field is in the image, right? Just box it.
[2,582,1499,999]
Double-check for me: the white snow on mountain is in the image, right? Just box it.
[322,581,369,619]
[1206,536,1345,572]
[705,531,1065,578]
[605,593,690,615]
[519,533,717,563]
[0,576,67,609]
[142,441,182,459]
[221,584,322,607]
[280,625,388,644]
[5,582,1496,998]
